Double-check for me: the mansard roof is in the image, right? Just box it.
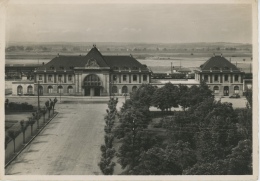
[37,46,148,71]
[200,55,242,72]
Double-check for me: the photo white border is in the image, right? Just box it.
[0,0,258,180]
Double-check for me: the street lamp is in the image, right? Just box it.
[59,80,63,103]
[37,81,40,112]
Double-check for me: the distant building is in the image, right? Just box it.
[195,55,245,96]
[12,45,151,96]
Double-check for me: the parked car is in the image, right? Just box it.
[229,94,240,98]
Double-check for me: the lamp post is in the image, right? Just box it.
[59,80,63,103]
[37,81,40,112]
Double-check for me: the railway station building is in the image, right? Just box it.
[12,45,151,96]
[194,55,245,96]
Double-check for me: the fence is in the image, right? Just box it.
[5,110,55,164]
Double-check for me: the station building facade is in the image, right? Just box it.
[194,55,245,96]
[12,45,151,96]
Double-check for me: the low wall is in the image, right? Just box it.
[5,110,54,163]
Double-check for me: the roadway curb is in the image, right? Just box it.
[5,112,59,169]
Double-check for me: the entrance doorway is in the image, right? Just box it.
[85,88,90,96]
[223,86,229,96]
[94,87,100,96]
[83,74,102,96]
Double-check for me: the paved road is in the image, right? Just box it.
[5,100,108,175]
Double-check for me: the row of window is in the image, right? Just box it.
[112,74,148,82]
[203,74,239,82]
[17,85,74,94]
[47,85,73,93]
[17,85,33,94]
[38,74,73,82]
[213,86,239,93]
[111,86,137,94]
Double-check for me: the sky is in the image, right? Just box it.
[5,3,252,44]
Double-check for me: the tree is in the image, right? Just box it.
[42,107,47,124]
[20,120,28,144]
[227,139,252,175]
[28,117,36,136]
[8,129,20,153]
[178,84,190,111]
[53,97,58,114]
[130,84,156,108]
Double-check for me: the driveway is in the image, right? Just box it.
[5,99,108,175]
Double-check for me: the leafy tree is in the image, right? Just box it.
[131,84,156,108]
[178,85,190,111]
[152,83,179,112]
[117,131,158,172]
[227,139,252,174]
[8,129,20,153]
[20,120,28,144]
[28,117,36,136]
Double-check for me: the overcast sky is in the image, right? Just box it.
[5,3,252,44]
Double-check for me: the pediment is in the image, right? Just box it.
[85,58,100,67]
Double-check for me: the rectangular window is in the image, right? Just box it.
[235,75,239,81]
[39,75,42,81]
[58,75,62,82]
[123,75,127,81]
[143,75,147,81]
[133,75,137,81]
[48,75,52,81]
[68,75,72,81]
[214,75,218,81]
[204,75,208,82]
[224,75,229,81]
[113,75,117,81]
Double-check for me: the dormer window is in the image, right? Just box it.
[69,66,74,69]
[212,66,219,70]
[50,66,55,70]
[224,67,230,70]
[123,66,128,70]
[113,66,119,70]
[60,66,64,70]
[132,66,138,70]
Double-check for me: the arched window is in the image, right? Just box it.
[234,86,239,94]
[47,86,53,93]
[84,74,101,86]
[27,85,33,94]
[213,86,219,93]
[17,85,23,95]
[58,85,63,93]
[122,86,128,93]
[132,86,137,92]
[67,86,73,93]
[213,66,219,70]
[112,86,118,93]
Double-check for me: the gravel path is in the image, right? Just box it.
[5,100,108,175]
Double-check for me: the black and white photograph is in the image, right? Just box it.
[1,0,258,180]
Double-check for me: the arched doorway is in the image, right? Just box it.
[83,74,102,96]
[27,85,33,94]
[224,86,229,96]
[39,86,43,96]
[17,85,23,95]
[234,86,239,94]
[122,86,128,94]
